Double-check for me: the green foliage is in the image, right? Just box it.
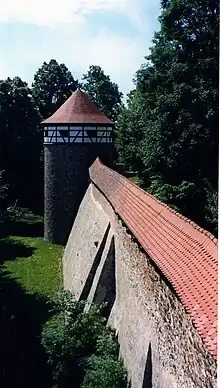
[41,291,127,388]
[95,328,120,358]
[115,90,144,171]
[115,0,218,235]
[41,291,105,386]
[204,183,218,235]
[82,65,123,121]
[82,328,127,388]
[0,77,40,148]
[0,170,8,226]
[32,59,79,119]
[7,206,36,223]
[0,76,42,212]
[82,356,127,388]
[147,180,179,209]
[147,178,209,225]
[0,171,8,201]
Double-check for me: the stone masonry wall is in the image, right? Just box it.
[44,144,113,245]
[62,183,217,388]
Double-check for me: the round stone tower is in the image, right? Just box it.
[41,89,114,245]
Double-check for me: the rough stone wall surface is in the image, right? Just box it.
[63,183,217,388]
[44,144,113,245]
[63,184,109,297]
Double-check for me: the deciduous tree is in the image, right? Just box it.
[82,65,123,121]
[32,59,79,119]
[0,76,41,210]
[115,0,218,235]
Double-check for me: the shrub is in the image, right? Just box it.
[95,328,120,358]
[82,355,127,388]
[41,291,128,388]
[7,205,36,223]
[0,170,8,228]
[204,184,218,236]
[82,329,127,388]
[41,291,105,387]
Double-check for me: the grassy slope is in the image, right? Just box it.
[0,219,63,387]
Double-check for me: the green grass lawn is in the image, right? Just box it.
[2,236,62,298]
[0,219,64,387]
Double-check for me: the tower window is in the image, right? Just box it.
[44,130,48,137]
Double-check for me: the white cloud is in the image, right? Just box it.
[0,0,161,96]
[0,0,126,26]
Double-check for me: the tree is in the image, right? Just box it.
[82,65,123,121]
[0,170,8,229]
[32,59,79,119]
[115,0,218,235]
[115,90,145,172]
[41,291,127,388]
[0,76,41,211]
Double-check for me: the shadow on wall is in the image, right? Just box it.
[142,343,152,388]
[92,235,116,320]
[123,341,153,388]
[79,223,110,301]
[79,226,116,321]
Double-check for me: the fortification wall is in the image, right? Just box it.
[63,182,217,388]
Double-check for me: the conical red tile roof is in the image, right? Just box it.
[41,89,114,125]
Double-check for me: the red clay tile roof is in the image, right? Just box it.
[89,158,218,360]
[41,89,114,125]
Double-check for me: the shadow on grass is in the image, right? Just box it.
[1,219,44,239]
[0,238,36,263]
[0,237,53,387]
[10,220,44,238]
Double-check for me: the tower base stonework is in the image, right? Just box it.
[44,144,113,245]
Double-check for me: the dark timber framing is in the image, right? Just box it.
[43,124,113,144]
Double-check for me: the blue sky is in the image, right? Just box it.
[0,0,161,97]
